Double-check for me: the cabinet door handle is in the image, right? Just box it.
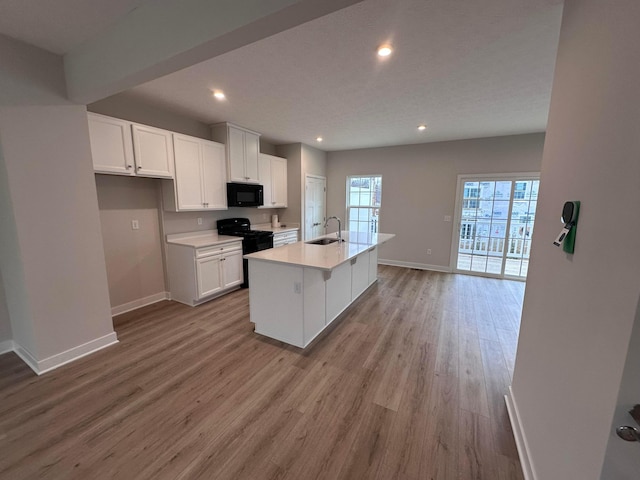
[137,165,142,170]
[127,164,133,169]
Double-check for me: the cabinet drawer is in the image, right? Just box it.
[196,242,242,259]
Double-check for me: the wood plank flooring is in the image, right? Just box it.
[0,266,525,480]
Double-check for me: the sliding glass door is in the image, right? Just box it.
[453,174,539,280]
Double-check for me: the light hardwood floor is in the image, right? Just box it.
[0,266,525,480]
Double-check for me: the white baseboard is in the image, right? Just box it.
[505,386,536,480]
[378,258,452,273]
[14,332,119,375]
[0,339,14,355]
[111,291,170,317]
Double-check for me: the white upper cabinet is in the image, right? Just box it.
[164,134,227,211]
[200,140,227,209]
[258,153,288,208]
[88,112,174,179]
[211,122,260,184]
[88,113,135,175]
[131,124,174,178]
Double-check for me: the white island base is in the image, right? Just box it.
[246,233,394,348]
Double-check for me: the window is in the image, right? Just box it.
[347,175,382,235]
[514,181,527,199]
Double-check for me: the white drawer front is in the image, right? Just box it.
[196,242,242,259]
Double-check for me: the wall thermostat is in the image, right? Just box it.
[553,201,580,253]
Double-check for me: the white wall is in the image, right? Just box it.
[275,143,327,238]
[95,175,167,311]
[0,35,116,372]
[0,106,116,365]
[277,143,303,226]
[509,0,640,478]
[327,133,544,268]
[0,254,13,347]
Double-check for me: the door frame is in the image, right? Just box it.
[450,172,540,280]
[304,174,326,241]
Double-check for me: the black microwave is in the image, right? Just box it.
[227,182,264,207]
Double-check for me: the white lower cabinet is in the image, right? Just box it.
[350,250,370,301]
[196,256,222,298]
[368,245,378,284]
[325,261,352,324]
[167,241,243,306]
[248,245,380,348]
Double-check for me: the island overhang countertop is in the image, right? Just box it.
[243,231,395,271]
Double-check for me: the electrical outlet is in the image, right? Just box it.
[427,249,432,255]
[444,215,452,222]
[294,282,301,294]
[131,219,139,230]
[197,217,203,225]
[262,213,267,221]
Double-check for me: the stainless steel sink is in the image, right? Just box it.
[305,237,343,246]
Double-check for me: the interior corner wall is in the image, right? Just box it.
[276,143,303,227]
[509,0,640,478]
[326,133,544,268]
[0,138,29,350]
[0,273,12,345]
[95,175,167,311]
[0,106,116,364]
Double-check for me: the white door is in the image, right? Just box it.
[196,256,222,299]
[305,175,326,241]
[452,175,539,280]
[600,297,640,479]
[221,250,243,289]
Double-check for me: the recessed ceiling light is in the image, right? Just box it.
[213,90,226,100]
[418,124,427,131]
[316,137,323,142]
[377,44,393,57]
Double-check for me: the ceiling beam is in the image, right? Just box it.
[64,0,364,104]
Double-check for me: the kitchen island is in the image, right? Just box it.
[244,231,394,348]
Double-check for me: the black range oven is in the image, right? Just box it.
[217,218,273,288]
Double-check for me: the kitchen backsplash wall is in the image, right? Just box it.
[161,206,284,235]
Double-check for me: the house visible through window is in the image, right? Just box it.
[347,175,382,235]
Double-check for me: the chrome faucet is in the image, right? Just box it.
[324,216,342,242]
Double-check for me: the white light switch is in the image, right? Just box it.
[131,219,139,230]
[197,217,203,225]
[444,215,452,222]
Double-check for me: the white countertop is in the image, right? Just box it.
[244,232,394,271]
[253,223,299,234]
[166,230,242,248]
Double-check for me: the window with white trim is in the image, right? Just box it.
[347,175,382,235]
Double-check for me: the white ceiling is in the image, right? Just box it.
[0,0,149,55]
[0,0,564,151]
